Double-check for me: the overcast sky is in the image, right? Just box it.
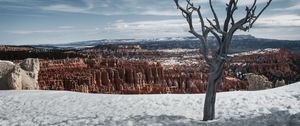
[0,0,299,45]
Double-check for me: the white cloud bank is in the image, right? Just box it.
[8,28,98,35]
[102,13,300,39]
[103,19,190,38]
[219,0,273,6]
[41,1,95,14]
[286,2,300,10]
[257,14,300,27]
[7,12,300,40]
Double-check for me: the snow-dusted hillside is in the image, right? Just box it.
[0,82,300,126]
[228,48,280,57]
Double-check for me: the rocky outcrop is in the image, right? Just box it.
[0,58,40,90]
[20,58,40,81]
[38,57,246,94]
[229,48,300,84]
[1,45,299,94]
[246,73,272,90]
[275,79,285,88]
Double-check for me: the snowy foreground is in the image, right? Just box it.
[0,83,300,126]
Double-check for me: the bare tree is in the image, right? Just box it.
[174,0,272,121]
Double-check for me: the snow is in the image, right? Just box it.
[55,45,95,49]
[0,60,15,65]
[157,48,197,53]
[0,82,300,126]
[159,57,200,68]
[148,36,198,41]
[229,48,280,57]
[159,58,184,66]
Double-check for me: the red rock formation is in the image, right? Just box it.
[35,47,299,94]
[39,57,231,94]
[229,48,300,85]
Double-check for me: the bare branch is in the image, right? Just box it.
[195,6,205,33]
[229,0,272,32]
[230,0,238,26]
[223,0,235,32]
[250,0,257,11]
[249,0,272,28]
[209,0,221,30]
[174,0,211,64]
[206,26,222,57]
[206,18,218,32]
[205,26,221,45]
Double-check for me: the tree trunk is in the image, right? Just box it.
[203,62,224,121]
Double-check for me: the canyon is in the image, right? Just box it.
[0,44,299,94]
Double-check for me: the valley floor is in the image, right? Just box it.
[0,82,300,126]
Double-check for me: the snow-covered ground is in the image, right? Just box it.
[0,82,300,126]
[229,48,280,57]
[157,48,197,53]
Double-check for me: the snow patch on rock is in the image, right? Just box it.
[229,48,280,57]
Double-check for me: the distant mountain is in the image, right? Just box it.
[31,35,300,54]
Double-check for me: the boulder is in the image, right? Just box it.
[246,73,272,90]
[0,58,40,90]
[275,79,285,87]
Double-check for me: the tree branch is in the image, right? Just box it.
[174,0,212,64]
[230,0,238,26]
[208,0,219,28]
[222,0,272,55]
[205,26,221,46]
[231,0,272,32]
[223,0,235,32]
[249,0,272,28]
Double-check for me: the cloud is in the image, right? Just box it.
[1,0,300,43]
[8,28,97,35]
[139,10,180,16]
[245,26,300,40]
[219,0,272,6]
[103,13,300,39]
[256,14,300,28]
[0,13,46,17]
[37,0,206,16]
[58,26,74,29]
[105,19,187,31]
[0,0,260,16]
[286,2,300,10]
[103,19,201,38]
[42,1,94,14]
[40,1,177,16]
[103,12,300,38]
[0,0,294,17]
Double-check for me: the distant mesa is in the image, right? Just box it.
[28,35,300,55]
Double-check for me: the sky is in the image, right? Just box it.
[0,0,299,45]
